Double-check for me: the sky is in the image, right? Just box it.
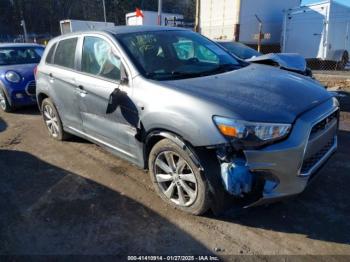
[302,0,350,6]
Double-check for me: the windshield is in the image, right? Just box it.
[0,46,44,66]
[116,30,243,80]
[218,42,261,60]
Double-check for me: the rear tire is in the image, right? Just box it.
[0,88,13,113]
[148,138,210,215]
[41,98,70,141]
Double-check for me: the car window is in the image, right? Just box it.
[54,38,78,69]
[173,38,219,63]
[0,46,44,65]
[81,36,121,81]
[35,47,45,57]
[173,40,194,60]
[45,43,57,64]
[117,30,242,81]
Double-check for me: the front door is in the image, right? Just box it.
[76,35,140,159]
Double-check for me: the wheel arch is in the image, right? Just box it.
[143,127,230,215]
[37,92,49,110]
[142,128,202,170]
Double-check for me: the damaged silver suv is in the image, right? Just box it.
[36,26,338,215]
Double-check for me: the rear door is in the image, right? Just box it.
[45,37,83,130]
[75,34,139,159]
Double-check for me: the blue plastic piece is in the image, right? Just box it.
[220,159,253,196]
[263,180,278,193]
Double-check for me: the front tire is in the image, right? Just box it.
[148,138,210,215]
[0,89,13,112]
[41,98,70,141]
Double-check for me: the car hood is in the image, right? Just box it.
[246,53,307,72]
[0,63,36,80]
[162,64,332,123]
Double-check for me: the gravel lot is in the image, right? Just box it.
[0,90,350,260]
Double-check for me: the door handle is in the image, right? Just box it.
[48,73,54,82]
[76,85,87,94]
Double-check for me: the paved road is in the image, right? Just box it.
[0,93,350,259]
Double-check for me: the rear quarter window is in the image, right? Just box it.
[53,38,78,69]
[45,43,57,64]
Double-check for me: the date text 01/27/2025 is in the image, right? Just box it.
[127,255,220,261]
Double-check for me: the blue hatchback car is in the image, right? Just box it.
[0,43,44,112]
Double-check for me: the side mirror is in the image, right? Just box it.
[109,88,122,106]
[120,64,129,85]
[107,88,126,113]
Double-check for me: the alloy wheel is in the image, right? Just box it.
[0,91,6,110]
[43,104,59,138]
[154,151,198,207]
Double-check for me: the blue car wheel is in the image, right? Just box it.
[0,88,13,112]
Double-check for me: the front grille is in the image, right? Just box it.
[25,81,36,96]
[300,137,335,174]
[310,110,339,136]
[299,109,338,176]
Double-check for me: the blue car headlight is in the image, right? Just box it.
[213,116,291,148]
[5,71,22,83]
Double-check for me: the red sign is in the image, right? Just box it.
[136,8,144,18]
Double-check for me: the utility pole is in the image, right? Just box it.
[157,0,162,25]
[194,0,200,32]
[255,15,263,52]
[20,20,28,43]
[102,0,107,24]
[234,0,241,41]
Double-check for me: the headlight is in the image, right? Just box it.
[213,116,291,148]
[5,71,21,83]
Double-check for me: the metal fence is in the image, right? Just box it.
[306,60,350,71]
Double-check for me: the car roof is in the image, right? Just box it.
[48,26,191,45]
[103,25,188,35]
[0,43,44,48]
[55,26,188,39]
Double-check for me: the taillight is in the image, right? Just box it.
[34,65,38,78]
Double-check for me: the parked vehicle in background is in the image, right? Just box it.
[125,10,183,26]
[282,0,350,69]
[36,26,338,215]
[60,20,115,34]
[217,41,313,77]
[216,41,261,60]
[0,43,44,112]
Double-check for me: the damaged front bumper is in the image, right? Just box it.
[218,98,339,208]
